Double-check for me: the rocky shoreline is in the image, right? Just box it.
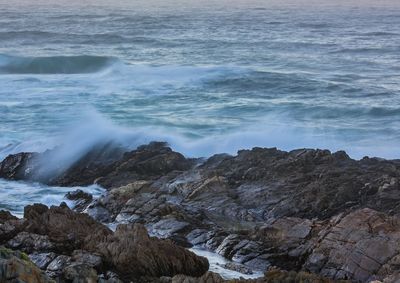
[1,142,400,282]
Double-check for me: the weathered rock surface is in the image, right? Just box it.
[171,269,350,283]
[65,189,94,212]
[2,143,400,282]
[0,246,51,282]
[0,203,209,282]
[87,223,209,280]
[305,208,400,282]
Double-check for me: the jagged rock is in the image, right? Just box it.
[0,210,24,242]
[65,189,93,212]
[4,144,400,281]
[304,208,400,282]
[0,152,36,180]
[0,210,18,223]
[215,234,242,258]
[96,142,193,189]
[23,203,112,253]
[0,246,51,282]
[85,223,209,281]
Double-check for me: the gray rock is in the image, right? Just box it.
[46,255,72,277]
[71,249,102,269]
[216,262,253,275]
[29,252,57,269]
[7,232,54,253]
[147,218,190,239]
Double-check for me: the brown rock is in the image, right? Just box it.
[23,203,112,253]
[304,208,400,282]
[86,223,209,281]
[172,272,225,283]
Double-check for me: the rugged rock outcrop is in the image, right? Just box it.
[171,269,350,283]
[0,204,209,282]
[2,142,400,282]
[0,142,193,188]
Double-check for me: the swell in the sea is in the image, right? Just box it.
[0,54,116,74]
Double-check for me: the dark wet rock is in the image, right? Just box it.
[0,152,37,180]
[51,142,127,187]
[0,142,194,189]
[65,189,93,212]
[95,142,194,189]
[0,246,51,282]
[0,210,18,223]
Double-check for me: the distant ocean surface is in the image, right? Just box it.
[0,0,400,213]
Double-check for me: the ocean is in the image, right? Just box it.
[0,0,400,213]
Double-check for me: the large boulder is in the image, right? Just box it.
[86,223,209,281]
[23,203,112,253]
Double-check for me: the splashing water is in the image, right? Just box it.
[0,179,104,218]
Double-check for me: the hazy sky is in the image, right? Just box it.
[1,0,400,8]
